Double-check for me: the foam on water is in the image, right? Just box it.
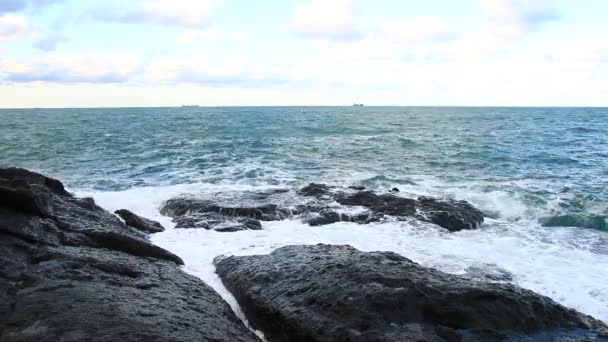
[83,184,608,324]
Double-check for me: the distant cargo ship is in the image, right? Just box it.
[353,103,364,106]
[181,105,200,108]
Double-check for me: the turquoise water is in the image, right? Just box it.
[1,106,607,222]
[2,106,608,321]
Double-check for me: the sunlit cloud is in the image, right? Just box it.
[93,0,222,28]
[0,54,140,83]
[291,0,362,41]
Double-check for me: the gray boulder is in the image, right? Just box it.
[215,244,608,342]
[115,209,165,233]
[0,167,261,342]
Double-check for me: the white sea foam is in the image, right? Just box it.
[83,183,608,324]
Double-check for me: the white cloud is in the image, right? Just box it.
[145,56,287,87]
[95,0,222,28]
[137,0,221,27]
[0,53,140,83]
[480,0,558,41]
[380,16,455,43]
[176,27,221,43]
[0,13,34,43]
[291,0,361,41]
[440,0,559,61]
[33,32,69,51]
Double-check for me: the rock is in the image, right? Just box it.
[334,190,483,232]
[297,183,332,197]
[417,196,485,232]
[348,185,366,191]
[174,213,262,232]
[115,209,165,234]
[161,197,295,221]
[463,263,514,282]
[305,210,384,226]
[390,187,400,192]
[215,244,608,342]
[161,184,484,232]
[0,168,261,342]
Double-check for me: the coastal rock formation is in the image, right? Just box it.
[174,212,262,232]
[115,208,165,233]
[215,244,608,342]
[0,167,261,342]
[162,183,484,232]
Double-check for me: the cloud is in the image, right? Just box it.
[176,27,221,43]
[0,0,63,13]
[479,0,558,42]
[291,0,361,41]
[94,0,222,28]
[0,54,140,83]
[33,32,69,51]
[0,0,25,13]
[380,16,456,43]
[146,57,288,87]
[441,0,559,61]
[0,13,34,43]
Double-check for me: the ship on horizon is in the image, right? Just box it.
[352,103,364,106]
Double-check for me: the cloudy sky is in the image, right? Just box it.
[0,0,606,107]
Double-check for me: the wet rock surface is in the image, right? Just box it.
[174,212,262,232]
[0,167,261,342]
[162,183,484,232]
[463,263,514,282]
[215,244,608,342]
[115,209,165,233]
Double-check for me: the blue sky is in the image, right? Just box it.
[0,0,607,107]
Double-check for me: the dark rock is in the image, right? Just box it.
[298,183,332,197]
[174,212,262,232]
[162,184,484,232]
[306,210,384,226]
[306,210,344,226]
[215,244,608,342]
[463,263,514,282]
[390,187,400,192]
[417,196,485,232]
[0,167,261,342]
[335,190,483,231]
[115,209,165,234]
[161,197,294,221]
[348,185,366,191]
[80,229,183,265]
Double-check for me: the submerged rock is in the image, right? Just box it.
[333,189,483,231]
[174,212,262,232]
[115,208,165,233]
[463,263,514,282]
[215,244,608,342]
[161,183,484,232]
[161,196,295,221]
[0,167,261,342]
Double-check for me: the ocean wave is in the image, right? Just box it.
[81,183,608,323]
[540,214,607,232]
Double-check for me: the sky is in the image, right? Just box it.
[0,0,607,107]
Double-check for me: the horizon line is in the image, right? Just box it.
[1,105,608,110]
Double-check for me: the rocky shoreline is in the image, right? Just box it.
[1,167,607,341]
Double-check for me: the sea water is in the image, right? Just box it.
[1,106,607,322]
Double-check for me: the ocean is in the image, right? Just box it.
[1,106,607,322]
